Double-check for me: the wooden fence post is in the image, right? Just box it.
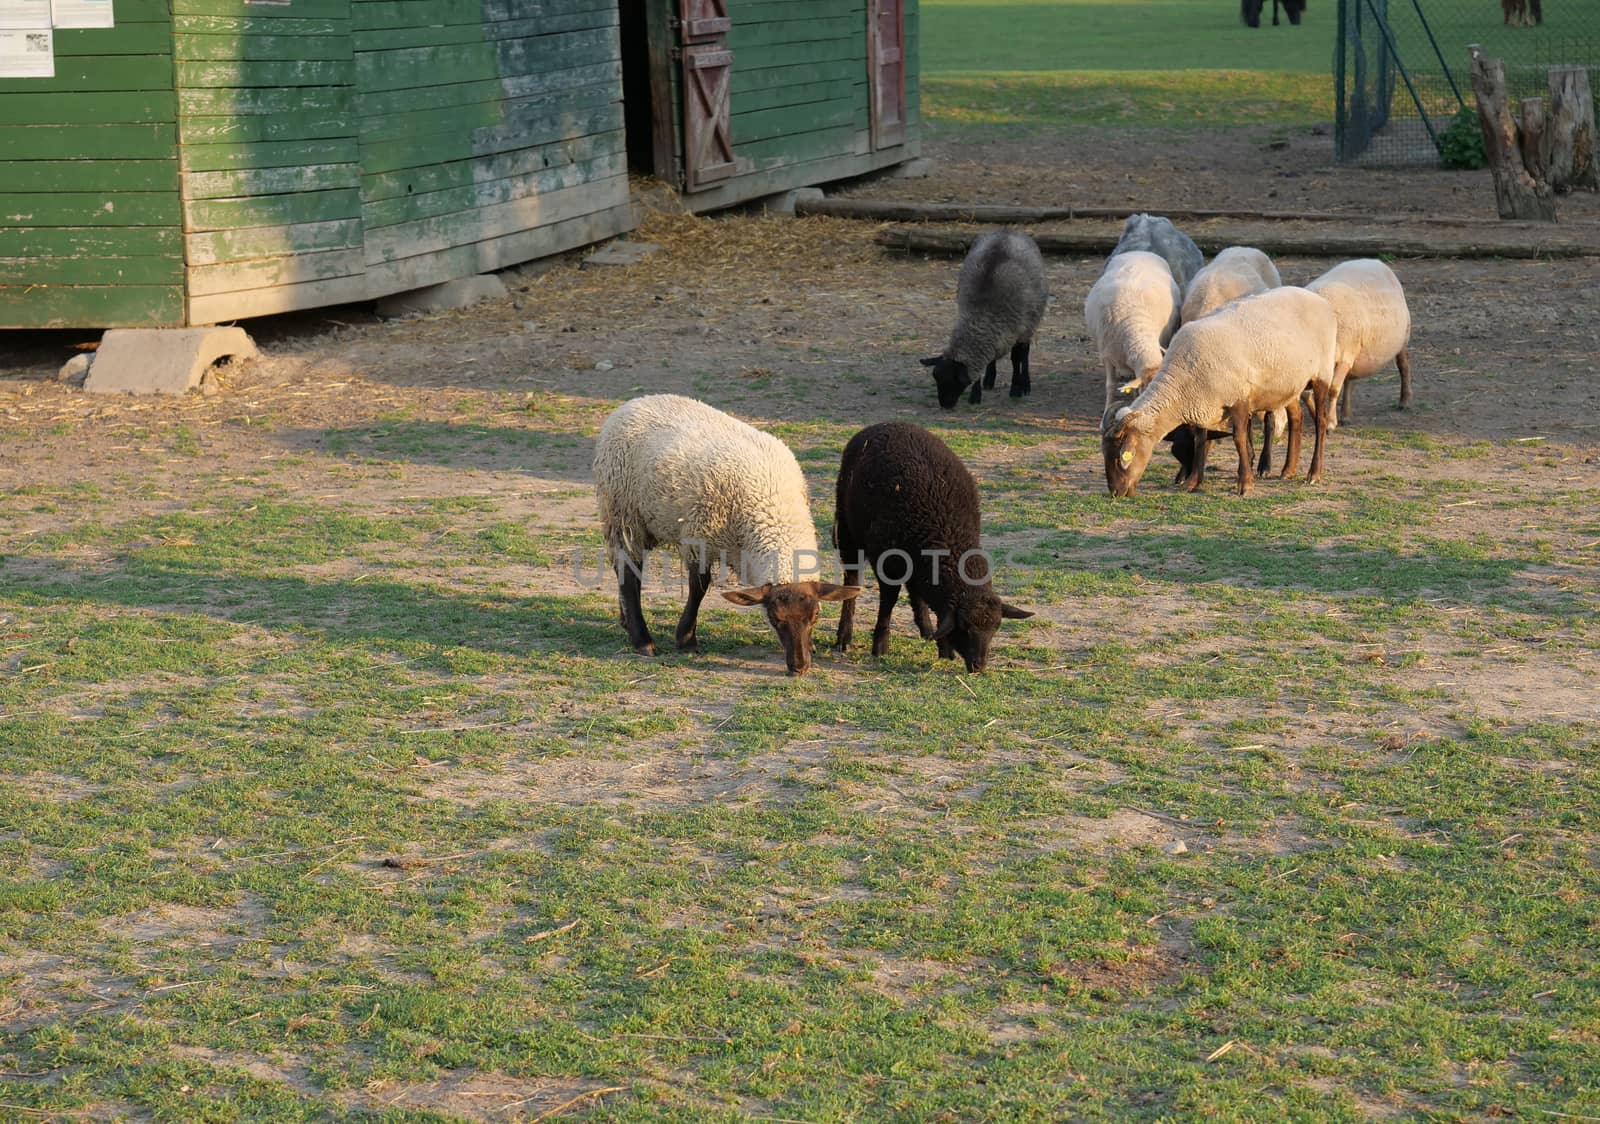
[1547,66,1599,193]
[1469,46,1556,221]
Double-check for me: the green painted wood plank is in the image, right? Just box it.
[180,137,359,172]
[0,284,183,329]
[185,187,362,233]
[186,217,364,266]
[179,85,354,117]
[355,27,615,92]
[360,102,621,177]
[0,254,182,286]
[186,246,365,297]
[53,23,173,55]
[360,128,624,202]
[0,91,174,125]
[0,56,172,94]
[727,40,862,68]
[734,98,857,146]
[0,192,179,226]
[179,111,353,145]
[171,0,349,17]
[728,16,861,48]
[735,123,861,166]
[0,160,177,193]
[360,80,617,146]
[729,0,862,14]
[175,33,354,61]
[363,147,624,230]
[183,162,360,201]
[174,14,347,35]
[365,173,626,264]
[352,0,611,31]
[355,10,617,51]
[732,78,858,115]
[175,58,353,88]
[0,124,176,161]
[730,59,857,95]
[355,59,617,120]
[0,225,181,258]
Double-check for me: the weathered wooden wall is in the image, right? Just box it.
[351,0,634,302]
[0,0,184,328]
[672,0,919,211]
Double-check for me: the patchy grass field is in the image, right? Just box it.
[2,206,1599,1121]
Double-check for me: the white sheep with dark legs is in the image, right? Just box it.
[922,228,1048,409]
[1305,258,1413,427]
[593,394,859,675]
[1084,250,1181,411]
[1101,287,1340,497]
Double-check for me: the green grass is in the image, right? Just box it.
[0,401,1597,1120]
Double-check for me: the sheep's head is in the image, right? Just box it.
[724,581,861,675]
[1101,405,1158,497]
[934,589,1034,674]
[921,355,971,410]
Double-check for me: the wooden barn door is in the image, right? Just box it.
[868,0,906,149]
[679,0,736,190]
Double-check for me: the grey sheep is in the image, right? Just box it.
[1103,213,1206,294]
[922,228,1048,409]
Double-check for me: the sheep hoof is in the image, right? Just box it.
[675,637,699,653]
[636,642,658,657]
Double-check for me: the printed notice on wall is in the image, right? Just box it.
[0,0,50,28]
[51,0,112,28]
[0,29,53,76]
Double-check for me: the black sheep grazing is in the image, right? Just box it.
[832,422,1032,673]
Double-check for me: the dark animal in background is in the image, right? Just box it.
[833,422,1032,673]
[1241,0,1306,26]
[1501,0,1542,26]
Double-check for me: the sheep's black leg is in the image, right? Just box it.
[871,583,901,658]
[1396,348,1412,408]
[1271,0,1281,24]
[982,359,998,389]
[1338,380,1352,425]
[1230,402,1255,495]
[1281,398,1304,478]
[1009,341,1031,397]
[617,558,656,655]
[909,589,937,639]
[1307,381,1333,482]
[1257,409,1275,477]
[834,549,864,652]
[1185,425,1210,492]
[674,563,712,652]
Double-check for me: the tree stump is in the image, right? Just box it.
[1547,66,1599,194]
[1470,46,1556,221]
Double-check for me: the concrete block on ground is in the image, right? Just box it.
[57,353,93,387]
[760,187,825,215]
[83,327,258,396]
[581,241,662,269]
[890,157,935,179]
[376,274,507,318]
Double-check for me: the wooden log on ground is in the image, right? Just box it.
[1546,65,1599,193]
[1470,46,1556,220]
[874,225,1594,260]
[1520,97,1549,183]
[792,195,1599,230]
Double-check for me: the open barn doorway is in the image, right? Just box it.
[619,0,675,181]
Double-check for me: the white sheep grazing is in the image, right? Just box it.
[1179,246,1282,324]
[593,394,859,675]
[1305,258,1412,426]
[1083,250,1180,411]
[1101,286,1339,496]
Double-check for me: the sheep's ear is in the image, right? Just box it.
[817,583,862,602]
[723,584,773,606]
[1000,603,1034,620]
[932,615,956,640]
[920,355,942,368]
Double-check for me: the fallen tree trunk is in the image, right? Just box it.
[1470,46,1556,220]
[874,225,1594,260]
[793,195,1592,230]
[1547,65,1599,193]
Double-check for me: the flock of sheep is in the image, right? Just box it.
[591,215,1414,675]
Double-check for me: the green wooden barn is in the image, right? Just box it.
[0,0,919,329]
